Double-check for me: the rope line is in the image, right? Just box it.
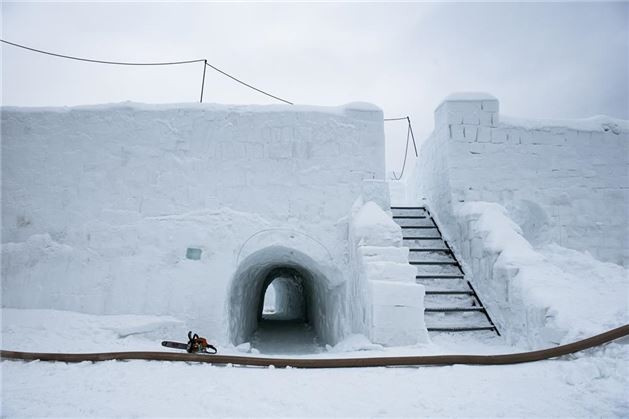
[199,60,207,103]
[0,39,205,66]
[392,123,411,181]
[2,324,627,368]
[408,117,418,156]
[3,38,413,160]
[386,116,419,180]
[205,62,293,105]
[1,39,294,105]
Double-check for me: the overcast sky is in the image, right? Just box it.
[2,1,628,171]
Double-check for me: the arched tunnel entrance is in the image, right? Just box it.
[229,246,343,354]
[260,268,307,322]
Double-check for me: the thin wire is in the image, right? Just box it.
[1,39,294,105]
[387,116,419,180]
[0,39,205,66]
[200,60,207,103]
[3,39,420,179]
[205,62,293,105]
[407,116,418,157]
[391,123,411,181]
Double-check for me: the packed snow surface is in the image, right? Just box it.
[1,101,383,116]
[534,243,628,337]
[501,114,629,133]
[351,201,402,246]
[327,333,384,353]
[250,320,324,355]
[2,308,628,417]
[443,92,497,101]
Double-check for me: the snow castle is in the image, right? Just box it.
[1,102,426,347]
[2,94,627,349]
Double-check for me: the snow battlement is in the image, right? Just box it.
[435,92,500,128]
[420,93,628,266]
[413,92,628,347]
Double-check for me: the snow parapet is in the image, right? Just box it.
[415,93,628,347]
[418,93,628,265]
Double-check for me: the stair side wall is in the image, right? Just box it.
[349,200,428,346]
[416,93,628,347]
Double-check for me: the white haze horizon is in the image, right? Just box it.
[1,1,628,171]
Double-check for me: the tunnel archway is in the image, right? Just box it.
[259,267,308,322]
[228,245,342,352]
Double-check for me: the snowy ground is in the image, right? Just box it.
[252,319,324,355]
[2,308,628,417]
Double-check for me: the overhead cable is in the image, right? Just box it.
[205,62,293,105]
[3,38,414,163]
[0,39,205,66]
[1,39,293,105]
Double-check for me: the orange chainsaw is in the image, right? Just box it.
[161,331,217,354]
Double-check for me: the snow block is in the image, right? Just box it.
[348,199,428,346]
[361,179,391,211]
[435,93,499,129]
[372,305,420,329]
[358,246,409,264]
[352,201,403,246]
[369,280,428,346]
[364,261,417,283]
[370,279,424,308]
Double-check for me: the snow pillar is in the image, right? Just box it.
[361,179,391,211]
[434,92,499,131]
[350,201,428,346]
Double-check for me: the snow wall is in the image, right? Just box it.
[417,93,628,266]
[415,93,628,347]
[1,102,390,346]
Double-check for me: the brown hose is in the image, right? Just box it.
[2,324,627,368]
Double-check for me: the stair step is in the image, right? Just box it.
[409,268,463,275]
[421,281,471,292]
[404,240,448,249]
[403,237,443,240]
[410,261,458,266]
[391,204,500,336]
[427,326,496,332]
[400,226,437,229]
[425,294,476,307]
[425,290,474,295]
[409,248,451,252]
[425,307,486,313]
[409,253,455,263]
[416,274,464,279]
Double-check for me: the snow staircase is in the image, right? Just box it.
[391,206,499,335]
